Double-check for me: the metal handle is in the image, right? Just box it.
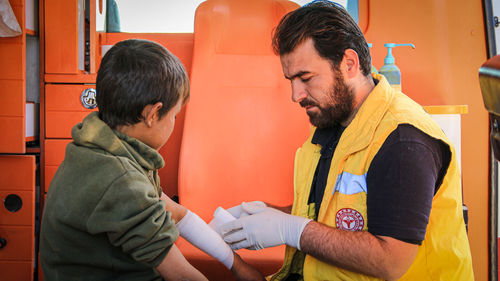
[81,88,97,109]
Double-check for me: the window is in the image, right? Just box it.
[112,0,351,33]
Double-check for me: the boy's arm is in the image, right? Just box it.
[231,252,266,281]
[161,192,187,222]
[156,244,208,281]
[161,193,265,281]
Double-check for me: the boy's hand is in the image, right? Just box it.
[231,252,265,281]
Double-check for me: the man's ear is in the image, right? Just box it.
[342,49,360,79]
[142,102,163,127]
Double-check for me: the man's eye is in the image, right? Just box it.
[301,77,311,82]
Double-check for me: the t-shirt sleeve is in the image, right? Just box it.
[86,169,179,267]
[366,124,450,245]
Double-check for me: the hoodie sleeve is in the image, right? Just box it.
[86,169,179,267]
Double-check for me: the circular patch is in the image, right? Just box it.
[335,208,364,231]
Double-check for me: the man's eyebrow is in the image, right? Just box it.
[285,71,310,80]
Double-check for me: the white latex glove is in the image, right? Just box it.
[208,207,236,234]
[220,202,311,251]
[225,201,267,219]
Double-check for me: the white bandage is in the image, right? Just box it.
[176,210,234,269]
[209,207,236,234]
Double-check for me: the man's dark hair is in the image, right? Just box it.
[96,39,189,129]
[272,0,371,76]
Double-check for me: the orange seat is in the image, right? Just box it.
[177,0,310,279]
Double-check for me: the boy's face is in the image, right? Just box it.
[148,99,182,150]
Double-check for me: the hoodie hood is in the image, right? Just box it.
[71,112,165,171]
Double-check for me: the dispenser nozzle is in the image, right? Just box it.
[383,43,415,64]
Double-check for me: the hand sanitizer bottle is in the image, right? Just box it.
[379,43,415,92]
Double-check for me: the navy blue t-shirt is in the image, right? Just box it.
[308,124,451,245]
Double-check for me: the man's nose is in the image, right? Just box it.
[291,82,307,103]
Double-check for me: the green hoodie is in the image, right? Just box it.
[40,112,179,281]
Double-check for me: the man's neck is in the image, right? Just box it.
[341,75,376,127]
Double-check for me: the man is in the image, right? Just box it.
[220,1,474,280]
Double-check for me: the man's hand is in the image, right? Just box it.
[220,202,311,250]
[225,201,267,218]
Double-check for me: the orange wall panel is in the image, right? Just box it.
[158,106,187,198]
[44,139,71,165]
[0,80,24,116]
[0,155,35,281]
[44,139,71,191]
[45,112,93,138]
[45,84,97,138]
[0,226,34,261]
[102,33,194,197]
[0,261,34,281]
[45,84,96,111]
[45,118,92,138]
[0,117,25,153]
[0,156,35,191]
[44,0,79,74]
[0,42,24,80]
[102,33,194,75]
[0,191,34,226]
[0,2,26,153]
[364,1,488,280]
[7,0,25,38]
[44,166,58,193]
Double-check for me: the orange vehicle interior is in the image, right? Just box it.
[0,0,491,280]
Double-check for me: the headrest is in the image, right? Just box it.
[479,55,500,116]
[195,0,297,55]
[479,55,500,160]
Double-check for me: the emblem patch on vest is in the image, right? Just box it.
[335,208,364,231]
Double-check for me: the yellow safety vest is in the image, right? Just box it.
[270,75,474,281]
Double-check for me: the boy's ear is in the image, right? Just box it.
[142,102,163,127]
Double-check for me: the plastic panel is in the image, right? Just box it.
[178,0,307,278]
[0,155,35,281]
[44,0,79,74]
[102,33,195,198]
[45,84,97,138]
[0,0,26,153]
[44,139,71,192]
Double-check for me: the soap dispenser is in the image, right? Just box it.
[367,43,378,74]
[378,43,415,92]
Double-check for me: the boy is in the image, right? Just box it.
[40,39,264,281]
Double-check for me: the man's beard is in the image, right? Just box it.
[300,73,355,128]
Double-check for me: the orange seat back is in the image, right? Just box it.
[179,0,309,221]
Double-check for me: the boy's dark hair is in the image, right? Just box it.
[272,0,371,76]
[96,39,189,129]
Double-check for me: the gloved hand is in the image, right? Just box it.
[220,202,312,251]
[225,201,267,219]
